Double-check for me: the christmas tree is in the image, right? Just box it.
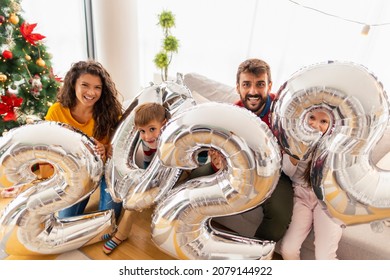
[0,0,61,135]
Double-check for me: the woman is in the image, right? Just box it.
[45,60,123,219]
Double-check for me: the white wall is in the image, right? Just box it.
[92,0,140,102]
[138,0,390,95]
[137,0,253,88]
[21,0,390,100]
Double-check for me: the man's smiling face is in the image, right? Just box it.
[237,72,272,114]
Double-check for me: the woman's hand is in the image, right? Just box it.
[92,138,106,161]
[106,143,113,159]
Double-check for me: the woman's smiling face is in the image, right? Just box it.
[74,73,102,108]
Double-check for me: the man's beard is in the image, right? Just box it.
[242,94,265,113]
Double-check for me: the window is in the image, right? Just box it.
[22,0,88,78]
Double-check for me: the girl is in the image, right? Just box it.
[279,108,343,260]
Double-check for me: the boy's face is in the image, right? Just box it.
[137,119,166,149]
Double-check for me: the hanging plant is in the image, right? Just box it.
[153,10,179,82]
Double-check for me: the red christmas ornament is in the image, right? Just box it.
[0,15,6,25]
[2,50,13,59]
[0,94,23,122]
[20,22,46,46]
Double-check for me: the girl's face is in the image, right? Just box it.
[138,119,166,149]
[307,110,330,134]
[74,73,102,108]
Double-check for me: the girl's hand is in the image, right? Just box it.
[289,155,299,166]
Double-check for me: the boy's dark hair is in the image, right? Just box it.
[134,102,170,127]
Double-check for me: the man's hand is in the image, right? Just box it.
[208,149,226,170]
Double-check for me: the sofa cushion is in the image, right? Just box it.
[213,201,390,260]
[301,222,390,260]
[191,91,211,104]
[184,72,238,104]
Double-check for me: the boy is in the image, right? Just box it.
[102,102,169,254]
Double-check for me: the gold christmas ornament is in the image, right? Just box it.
[25,54,31,61]
[9,13,19,25]
[36,57,46,67]
[0,73,7,82]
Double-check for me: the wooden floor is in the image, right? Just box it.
[0,190,282,260]
[0,191,174,260]
[80,207,175,260]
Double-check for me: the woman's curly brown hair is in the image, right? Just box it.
[57,60,123,140]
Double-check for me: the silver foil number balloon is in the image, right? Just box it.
[105,74,195,211]
[272,61,390,226]
[151,103,280,259]
[0,122,115,258]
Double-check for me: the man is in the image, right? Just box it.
[191,58,293,242]
[234,58,293,242]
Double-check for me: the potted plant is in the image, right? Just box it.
[153,10,179,82]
